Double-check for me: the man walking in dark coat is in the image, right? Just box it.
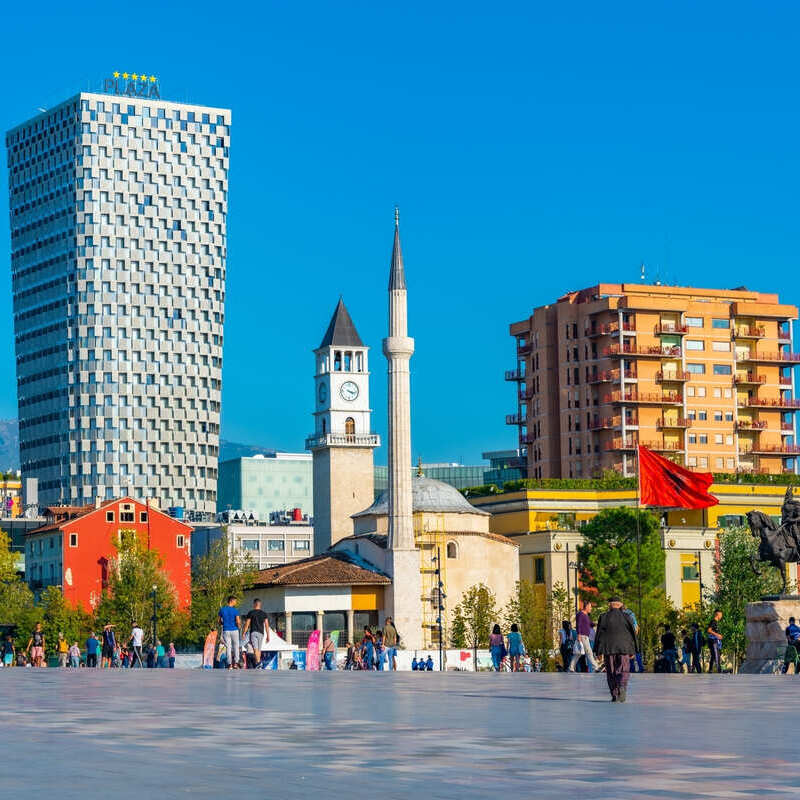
[594,597,638,703]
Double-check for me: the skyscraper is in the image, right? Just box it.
[6,84,230,515]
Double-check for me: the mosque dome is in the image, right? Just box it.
[353,475,490,518]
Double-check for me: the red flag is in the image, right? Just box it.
[638,445,718,509]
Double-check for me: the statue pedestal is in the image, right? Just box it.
[741,597,800,673]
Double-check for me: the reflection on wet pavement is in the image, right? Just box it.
[0,671,796,798]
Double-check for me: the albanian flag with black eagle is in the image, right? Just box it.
[638,445,719,509]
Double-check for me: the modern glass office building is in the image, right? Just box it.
[6,86,230,515]
[217,453,314,520]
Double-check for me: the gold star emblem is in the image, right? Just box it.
[150,75,157,83]
[113,71,120,78]
[132,73,138,81]
[122,72,129,79]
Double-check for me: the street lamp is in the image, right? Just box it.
[568,560,580,616]
[151,584,158,651]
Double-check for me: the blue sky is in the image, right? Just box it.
[2,2,799,465]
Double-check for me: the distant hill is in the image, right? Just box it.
[0,420,19,471]
[218,439,278,462]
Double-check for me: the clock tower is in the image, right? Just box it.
[306,298,380,555]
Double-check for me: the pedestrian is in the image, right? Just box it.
[660,624,678,673]
[156,640,166,667]
[533,657,542,672]
[569,601,599,673]
[146,644,156,668]
[218,595,241,670]
[782,616,800,674]
[344,641,355,670]
[129,622,144,667]
[101,623,116,669]
[411,656,418,671]
[593,596,638,703]
[112,644,122,668]
[425,655,434,671]
[167,642,176,669]
[680,629,693,673]
[360,626,375,670]
[322,634,336,670]
[707,609,723,673]
[690,622,704,673]
[507,623,524,672]
[26,622,46,668]
[558,620,574,670]
[68,641,80,668]
[57,633,69,668]
[85,632,100,668]
[622,605,644,672]
[2,634,15,668]
[374,629,385,671]
[383,616,400,671]
[489,624,505,671]
[242,598,270,669]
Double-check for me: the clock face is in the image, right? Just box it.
[318,383,327,404]
[340,381,359,402]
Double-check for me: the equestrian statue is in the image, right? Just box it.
[746,486,800,595]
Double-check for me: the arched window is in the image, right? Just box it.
[446,541,458,559]
[345,417,355,436]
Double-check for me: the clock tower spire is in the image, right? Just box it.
[306,298,379,555]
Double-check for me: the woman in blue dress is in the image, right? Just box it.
[361,626,375,670]
[507,623,524,672]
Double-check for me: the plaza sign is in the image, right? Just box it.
[103,72,161,99]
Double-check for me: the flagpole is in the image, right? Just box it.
[636,446,643,623]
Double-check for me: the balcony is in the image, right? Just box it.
[654,324,688,335]
[740,444,800,456]
[603,344,682,358]
[605,390,683,405]
[523,432,537,444]
[640,439,684,453]
[505,414,523,425]
[588,322,636,337]
[517,342,532,357]
[605,438,637,451]
[732,326,767,339]
[780,376,793,386]
[505,369,525,381]
[742,397,800,410]
[305,433,381,449]
[736,420,768,431]
[782,422,795,433]
[737,351,800,364]
[655,371,690,383]
[656,417,692,430]
[588,368,637,384]
[734,373,766,385]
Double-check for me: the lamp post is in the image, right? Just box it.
[151,584,158,651]
[568,560,580,616]
[434,546,445,672]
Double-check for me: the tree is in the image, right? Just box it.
[93,529,180,646]
[0,529,37,642]
[708,525,782,672]
[188,533,256,645]
[577,507,672,663]
[39,586,91,657]
[450,582,497,670]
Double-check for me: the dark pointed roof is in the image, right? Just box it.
[389,207,406,290]
[318,298,363,349]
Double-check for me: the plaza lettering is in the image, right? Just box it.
[103,78,160,99]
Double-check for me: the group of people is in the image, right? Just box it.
[656,614,724,673]
[0,621,177,669]
[342,619,401,670]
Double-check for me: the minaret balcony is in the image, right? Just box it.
[305,432,381,449]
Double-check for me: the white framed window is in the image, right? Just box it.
[696,387,707,397]
[106,511,115,522]
[686,340,704,351]
[714,434,723,444]
[293,540,310,552]
[69,533,78,548]
[176,535,185,548]
[712,341,731,352]
[687,456,698,466]
[686,317,703,328]
[715,458,724,469]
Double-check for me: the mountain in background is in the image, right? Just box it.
[0,420,19,471]
[218,439,278,461]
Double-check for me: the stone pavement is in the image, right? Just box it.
[0,670,796,798]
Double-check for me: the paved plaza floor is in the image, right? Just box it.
[0,670,796,798]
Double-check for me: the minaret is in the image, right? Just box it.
[383,208,423,649]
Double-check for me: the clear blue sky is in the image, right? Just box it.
[2,2,799,465]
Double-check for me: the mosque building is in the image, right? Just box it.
[247,212,518,652]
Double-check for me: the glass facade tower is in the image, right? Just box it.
[6,91,230,516]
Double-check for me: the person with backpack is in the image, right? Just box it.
[690,622,704,673]
[558,620,574,671]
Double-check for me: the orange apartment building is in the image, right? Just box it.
[507,283,799,479]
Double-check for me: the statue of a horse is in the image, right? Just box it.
[746,510,800,595]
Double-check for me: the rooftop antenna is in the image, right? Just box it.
[640,262,646,283]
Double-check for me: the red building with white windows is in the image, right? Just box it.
[25,497,192,612]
